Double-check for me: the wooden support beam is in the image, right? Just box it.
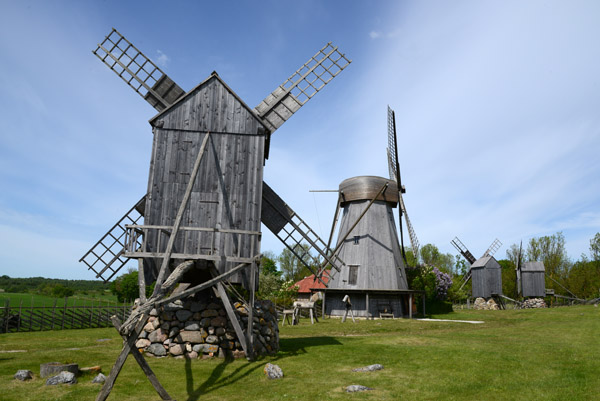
[155,261,251,307]
[110,316,172,400]
[214,281,249,356]
[138,259,146,303]
[96,314,152,401]
[120,260,194,336]
[153,132,211,291]
[246,260,257,361]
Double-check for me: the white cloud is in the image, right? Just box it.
[369,30,382,39]
[156,50,170,68]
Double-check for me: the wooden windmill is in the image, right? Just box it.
[452,237,503,298]
[81,28,350,401]
[322,107,421,319]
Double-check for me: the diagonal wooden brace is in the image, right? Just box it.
[96,313,152,401]
[110,316,172,400]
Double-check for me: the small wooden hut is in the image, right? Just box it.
[471,256,502,298]
[518,261,546,298]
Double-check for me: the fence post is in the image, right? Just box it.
[61,298,67,330]
[51,298,58,330]
[3,299,9,333]
[18,299,23,332]
[28,302,33,331]
[71,298,75,328]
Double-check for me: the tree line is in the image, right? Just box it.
[0,275,110,297]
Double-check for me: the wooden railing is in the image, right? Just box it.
[124,224,261,263]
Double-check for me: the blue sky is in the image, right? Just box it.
[1,0,599,280]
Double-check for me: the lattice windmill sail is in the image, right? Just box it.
[82,28,350,286]
[386,106,421,264]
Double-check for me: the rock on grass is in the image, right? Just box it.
[345,384,373,392]
[264,363,283,379]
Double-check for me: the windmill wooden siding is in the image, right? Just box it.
[328,177,408,291]
[520,261,545,297]
[471,256,502,298]
[325,176,417,318]
[142,73,267,287]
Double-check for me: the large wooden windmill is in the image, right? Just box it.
[82,28,350,400]
[322,107,422,319]
[80,28,349,287]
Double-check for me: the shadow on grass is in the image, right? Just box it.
[183,336,341,400]
[278,336,342,357]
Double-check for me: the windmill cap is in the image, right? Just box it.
[339,176,399,205]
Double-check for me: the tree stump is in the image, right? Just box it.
[40,362,79,378]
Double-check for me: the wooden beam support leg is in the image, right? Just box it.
[111,316,172,400]
[96,314,151,401]
[213,277,250,356]
[246,260,257,361]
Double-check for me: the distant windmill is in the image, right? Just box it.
[81,28,350,400]
[452,237,502,298]
[322,107,422,319]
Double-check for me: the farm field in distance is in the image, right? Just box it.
[0,306,598,401]
[0,292,126,308]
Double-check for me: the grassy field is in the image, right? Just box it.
[0,292,126,308]
[0,306,598,400]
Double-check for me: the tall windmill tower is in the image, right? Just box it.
[323,107,421,319]
[82,28,350,401]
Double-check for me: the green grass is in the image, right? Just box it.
[0,306,598,400]
[0,292,126,308]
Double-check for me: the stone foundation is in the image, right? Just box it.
[473,297,499,310]
[135,295,278,359]
[521,298,547,308]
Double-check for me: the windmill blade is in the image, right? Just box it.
[261,181,344,283]
[79,196,146,282]
[399,194,421,263]
[93,28,185,112]
[387,106,400,184]
[451,236,477,265]
[254,42,351,132]
[482,238,502,258]
[386,106,410,263]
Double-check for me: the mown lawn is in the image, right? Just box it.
[0,306,598,400]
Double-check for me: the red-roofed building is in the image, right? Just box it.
[292,271,330,302]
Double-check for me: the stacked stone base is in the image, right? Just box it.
[135,295,278,359]
[521,298,547,308]
[473,297,499,310]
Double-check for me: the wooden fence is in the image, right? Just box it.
[1,299,132,333]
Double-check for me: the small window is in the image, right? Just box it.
[348,265,359,285]
[353,236,360,245]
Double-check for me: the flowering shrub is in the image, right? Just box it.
[407,265,453,302]
[432,267,452,300]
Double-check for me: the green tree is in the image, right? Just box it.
[498,259,517,299]
[51,284,74,298]
[260,251,280,276]
[110,269,140,303]
[526,232,570,286]
[278,244,314,282]
[590,232,600,262]
[420,244,455,273]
